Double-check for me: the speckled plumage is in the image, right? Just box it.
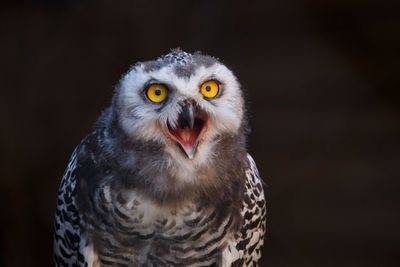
[54,49,266,266]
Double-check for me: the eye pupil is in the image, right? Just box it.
[205,86,211,92]
[155,88,162,96]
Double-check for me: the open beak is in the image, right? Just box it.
[162,102,208,159]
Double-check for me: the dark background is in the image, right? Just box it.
[1,0,399,266]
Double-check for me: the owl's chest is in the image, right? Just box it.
[92,189,234,265]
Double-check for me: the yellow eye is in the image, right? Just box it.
[146,84,168,103]
[200,81,219,98]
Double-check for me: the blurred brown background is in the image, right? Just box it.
[1,0,399,266]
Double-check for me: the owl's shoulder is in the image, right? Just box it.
[53,148,88,266]
[223,154,266,266]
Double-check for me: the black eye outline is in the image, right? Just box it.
[142,81,170,104]
[199,79,223,100]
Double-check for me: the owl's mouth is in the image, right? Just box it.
[162,104,208,159]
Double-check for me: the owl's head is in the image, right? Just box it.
[113,49,245,167]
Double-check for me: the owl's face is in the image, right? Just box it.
[115,50,244,167]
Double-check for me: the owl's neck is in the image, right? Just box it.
[92,111,248,205]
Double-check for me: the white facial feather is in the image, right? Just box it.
[115,55,244,179]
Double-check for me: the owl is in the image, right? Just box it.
[53,49,266,266]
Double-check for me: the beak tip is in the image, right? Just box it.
[178,142,198,160]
